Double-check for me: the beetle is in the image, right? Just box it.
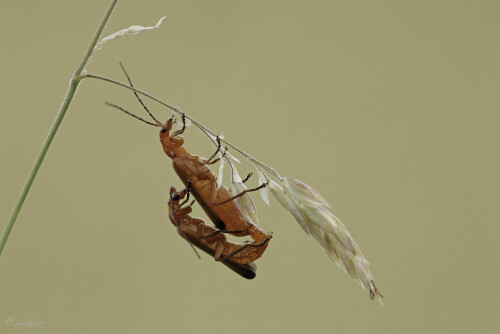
[168,185,271,279]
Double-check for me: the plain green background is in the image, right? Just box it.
[1,1,499,333]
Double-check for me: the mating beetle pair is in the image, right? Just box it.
[107,64,272,279]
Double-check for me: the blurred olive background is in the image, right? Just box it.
[1,1,499,333]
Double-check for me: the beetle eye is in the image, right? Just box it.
[161,128,167,133]
[172,194,180,201]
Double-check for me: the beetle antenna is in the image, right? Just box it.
[105,102,161,127]
[119,62,162,125]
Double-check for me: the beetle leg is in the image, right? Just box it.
[242,172,253,183]
[212,182,268,206]
[200,136,222,165]
[178,180,192,207]
[194,222,226,261]
[199,229,245,239]
[170,113,186,138]
[216,236,272,261]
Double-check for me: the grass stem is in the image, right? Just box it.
[0,0,119,257]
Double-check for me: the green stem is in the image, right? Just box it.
[83,73,282,179]
[0,0,119,257]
